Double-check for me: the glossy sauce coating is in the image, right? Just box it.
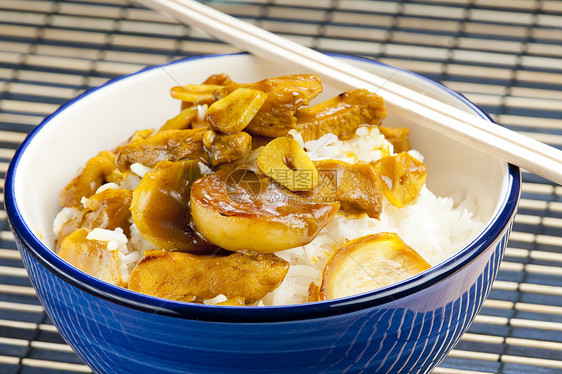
[190,169,340,252]
[131,159,212,252]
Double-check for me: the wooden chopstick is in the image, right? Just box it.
[138,0,562,185]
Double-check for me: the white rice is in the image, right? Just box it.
[196,104,208,123]
[118,173,142,191]
[204,294,228,305]
[86,227,136,283]
[53,207,82,237]
[54,125,483,305]
[130,163,152,178]
[53,181,149,283]
[78,224,149,284]
[128,222,156,253]
[290,126,390,163]
[260,127,483,306]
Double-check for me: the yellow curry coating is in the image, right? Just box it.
[56,73,427,306]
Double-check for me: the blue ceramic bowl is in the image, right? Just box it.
[5,54,520,373]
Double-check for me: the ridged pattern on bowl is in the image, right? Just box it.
[14,221,512,374]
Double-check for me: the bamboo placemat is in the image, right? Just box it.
[1,1,562,373]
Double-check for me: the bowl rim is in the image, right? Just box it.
[4,52,521,323]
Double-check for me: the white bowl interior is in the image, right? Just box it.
[12,54,507,252]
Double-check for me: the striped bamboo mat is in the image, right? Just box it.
[1,1,562,373]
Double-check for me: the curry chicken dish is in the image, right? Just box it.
[54,73,434,306]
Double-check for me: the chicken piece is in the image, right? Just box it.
[56,188,133,247]
[294,89,386,141]
[60,151,117,208]
[115,128,207,169]
[202,129,252,166]
[131,159,212,252]
[190,168,340,253]
[380,126,411,153]
[114,128,154,153]
[128,249,289,304]
[218,74,323,138]
[319,233,430,300]
[55,209,84,247]
[80,188,133,236]
[302,159,382,219]
[57,228,124,287]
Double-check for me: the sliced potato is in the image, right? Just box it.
[319,232,430,300]
[257,136,318,191]
[207,88,266,134]
[373,152,426,208]
[131,159,210,252]
[190,169,339,253]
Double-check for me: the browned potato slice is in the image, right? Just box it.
[158,105,199,131]
[294,89,386,141]
[81,188,133,235]
[380,126,411,153]
[60,151,117,208]
[207,88,266,134]
[319,232,430,300]
[256,137,318,191]
[57,228,124,286]
[128,249,289,304]
[202,129,252,166]
[305,159,382,218]
[115,128,207,169]
[373,152,426,208]
[131,159,211,252]
[170,84,223,106]
[190,169,339,253]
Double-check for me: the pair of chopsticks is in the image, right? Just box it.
[138,0,562,185]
